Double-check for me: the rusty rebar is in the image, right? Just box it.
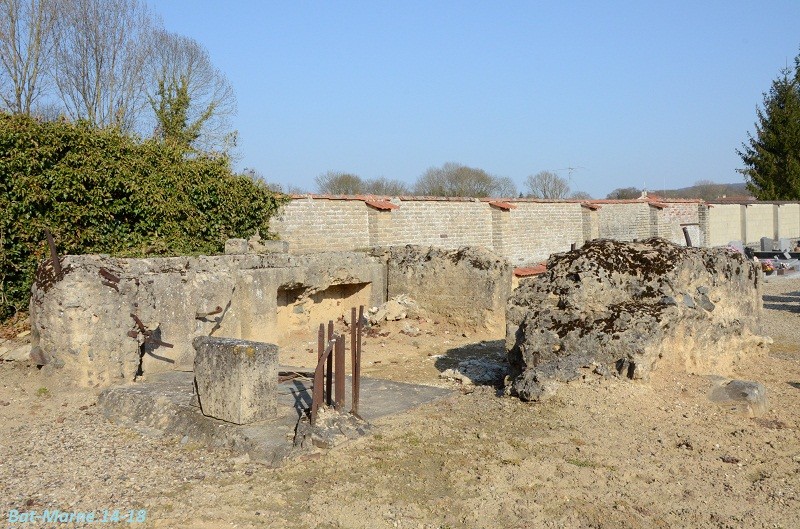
[326,320,334,406]
[311,324,325,426]
[44,229,62,279]
[352,305,364,416]
[351,307,357,413]
[334,335,345,409]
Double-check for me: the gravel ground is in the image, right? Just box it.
[0,277,799,528]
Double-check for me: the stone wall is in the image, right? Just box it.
[273,195,708,265]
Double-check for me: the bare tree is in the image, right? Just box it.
[570,191,593,200]
[414,162,508,197]
[606,187,641,199]
[315,171,364,194]
[493,176,518,198]
[52,0,154,130]
[146,30,237,152]
[0,0,57,114]
[525,171,571,199]
[363,177,409,196]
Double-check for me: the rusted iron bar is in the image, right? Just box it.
[326,320,334,406]
[311,339,334,426]
[130,314,147,333]
[312,324,324,424]
[334,334,345,408]
[195,306,223,319]
[352,305,364,416]
[682,226,693,247]
[350,307,357,414]
[98,268,120,283]
[101,281,119,291]
[44,229,62,279]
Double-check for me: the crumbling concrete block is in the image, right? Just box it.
[30,251,386,387]
[386,245,512,333]
[506,238,770,401]
[193,336,278,424]
[225,239,249,254]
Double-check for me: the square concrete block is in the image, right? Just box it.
[193,336,278,424]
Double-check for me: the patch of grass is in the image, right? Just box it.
[36,387,50,398]
[565,457,600,468]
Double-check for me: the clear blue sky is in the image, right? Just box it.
[148,0,800,198]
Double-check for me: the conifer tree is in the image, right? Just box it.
[738,51,800,200]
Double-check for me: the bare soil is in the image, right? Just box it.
[1,280,799,528]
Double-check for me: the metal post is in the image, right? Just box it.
[326,321,334,406]
[44,229,62,279]
[682,226,693,247]
[311,324,325,425]
[352,305,363,416]
[334,335,345,408]
[350,307,357,413]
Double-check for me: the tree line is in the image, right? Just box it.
[0,0,235,153]
[312,163,592,199]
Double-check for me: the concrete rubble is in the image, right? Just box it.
[506,238,771,401]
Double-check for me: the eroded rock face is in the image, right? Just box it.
[506,238,768,401]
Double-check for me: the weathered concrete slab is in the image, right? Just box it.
[193,337,279,424]
[98,370,453,465]
[30,251,386,387]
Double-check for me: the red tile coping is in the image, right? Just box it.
[364,199,399,211]
[514,264,547,277]
[488,200,517,210]
[288,194,706,208]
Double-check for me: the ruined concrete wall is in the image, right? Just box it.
[386,245,512,333]
[30,252,386,387]
[506,238,767,401]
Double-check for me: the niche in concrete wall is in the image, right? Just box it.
[276,283,371,342]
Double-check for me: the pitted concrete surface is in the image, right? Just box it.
[98,369,453,466]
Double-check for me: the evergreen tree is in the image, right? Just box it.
[738,51,800,200]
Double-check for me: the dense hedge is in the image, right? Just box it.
[0,113,286,319]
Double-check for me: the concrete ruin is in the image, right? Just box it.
[506,238,770,401]
[30,244,512,387]
[386,245,512,334]
[30,251,386,387]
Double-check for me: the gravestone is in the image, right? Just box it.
[193,336,278,424]
[760,237,774,251]
[778,238,792,252]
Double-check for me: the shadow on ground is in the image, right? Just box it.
[432,339,508,390]
[764,291,800,313]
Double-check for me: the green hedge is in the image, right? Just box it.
[0,113,286,319]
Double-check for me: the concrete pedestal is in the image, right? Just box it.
[193,336,278,424]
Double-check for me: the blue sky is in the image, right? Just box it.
[148,1,800,198]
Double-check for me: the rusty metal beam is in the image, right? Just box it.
[44,229,62,279]
[326,320,333,406]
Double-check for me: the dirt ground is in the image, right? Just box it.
[1,279,799,528]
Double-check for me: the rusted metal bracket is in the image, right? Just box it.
[44,228,62,279]
[195,306,223,320]
[129,313,174,349]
